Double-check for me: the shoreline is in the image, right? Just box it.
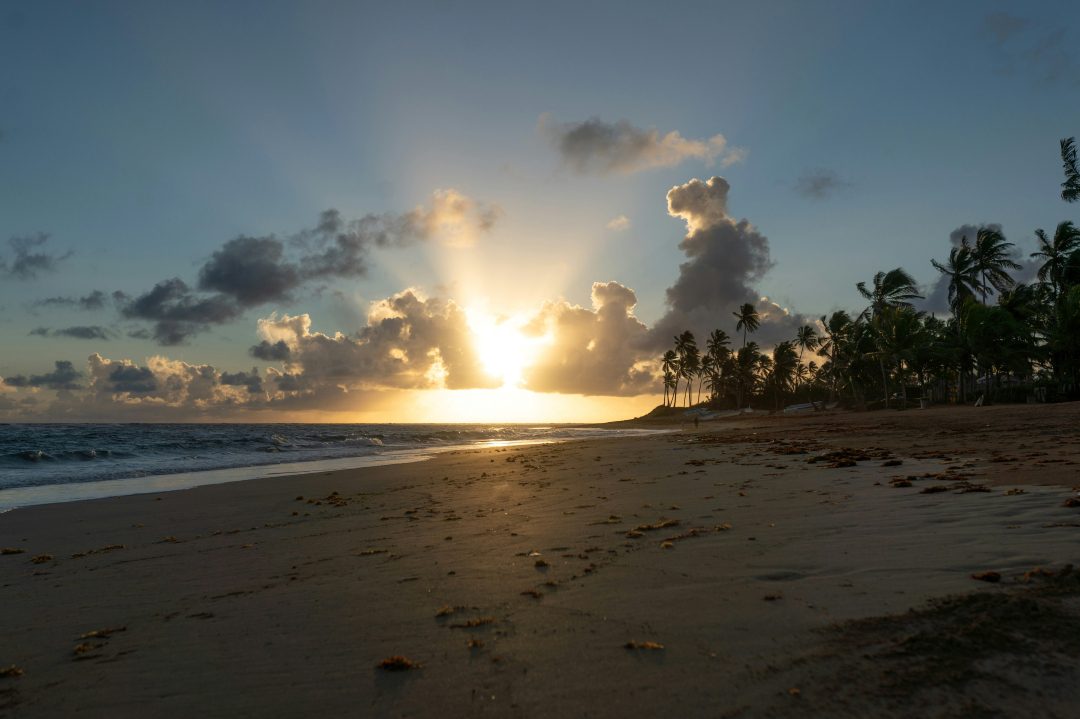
[0,428,675,513]
[3,404,1080,716]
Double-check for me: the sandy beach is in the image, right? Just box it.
[3,404,1080,717]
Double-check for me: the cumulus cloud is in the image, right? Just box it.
[540,115,745,175]
[119,191,499,345]
[794,169,848,200]
[29,325,113,340]
[33,290,109,311]
[256,290,499,392]
[606,215,631,232]
[250,339,291,361]
[650,176,805,347]
[1,234,72,279]
[3,360,83,390]
[522,281,654,395]
[219,369,263,394]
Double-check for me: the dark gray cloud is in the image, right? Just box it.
[123,193,498,345]
[29,325,112,340]
[3,360,82,390]
[33,290,109,311]
[250,339,291,361]
[119,278,243,345]
[106,364,157,394]
[219,369,263,394]
[650,176,805,347]
[539,114,744,175]
[794,169,848,200]
[982,13,1080,86]
[198,236,302,306]
[983,12,1027,45]
[1,234,72,279]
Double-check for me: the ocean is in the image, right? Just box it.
[0,423,663,510]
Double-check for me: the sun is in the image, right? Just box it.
[466,307,549,387]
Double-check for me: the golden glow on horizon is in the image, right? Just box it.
[407,387,659,424]
[466,307,551,388]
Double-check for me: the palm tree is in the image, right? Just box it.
[672,332,696,406]
[681,345,700,407]
[661,350,678,406]
[706,329,731,363]
[857,268,922,318]
[1032,221,1080,299]
[770,340,799,409]
[732,303,760,348]
[872,306,925,408]
[794,325,818,390]
[857,269,922,407]
[663,370,676,408]
[931,243,980,312]
[697,354,715,404]
[1062,137,1080,203]
[735,342,761,409]
[971,228,1020,302]
[817,311,852,402]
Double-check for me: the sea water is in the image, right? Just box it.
[0,423,663,510]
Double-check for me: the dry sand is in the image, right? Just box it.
[2,403,1080,717]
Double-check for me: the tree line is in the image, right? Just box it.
[660,137,1080,411]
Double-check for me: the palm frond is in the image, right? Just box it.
[1063,137,1080,203]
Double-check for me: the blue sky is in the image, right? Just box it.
[1,0,1078,420]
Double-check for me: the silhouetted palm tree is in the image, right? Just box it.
[794,325,818,389]
[1032,221,1080,299]
[971,228,1020,302]
[857,269,922,407]
[857,268,922,318]
[872,305,925,407]
[932,244,980,312]
[769,340,799,409]
[733,303,760,348]
[1062,137,1080,203]
[706,329,731,363]
[817,311,853,402]
[661,350,678,406]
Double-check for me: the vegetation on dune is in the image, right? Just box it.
[660,137,1080,411]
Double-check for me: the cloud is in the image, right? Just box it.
[3,360,83,390]
[119,278,243,345]
[121,191,499,344]
[250,339,292,361]
[0,234,72,279]
[606,215,631,232]
[522,281,654,396]
[219,369,263,394]
[982,12,1080,86]
[540,115,745,175]
[983,12,1027,45]
[29,325,113,340]
[33,290,109,311]
[256,290,500,392]
[794,169,848,200]
[650,176,805,347]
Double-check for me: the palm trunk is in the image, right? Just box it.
[879,357,890,409]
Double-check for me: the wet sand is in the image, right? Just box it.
[2,404,1079,717]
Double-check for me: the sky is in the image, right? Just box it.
[1,0,1079,422]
